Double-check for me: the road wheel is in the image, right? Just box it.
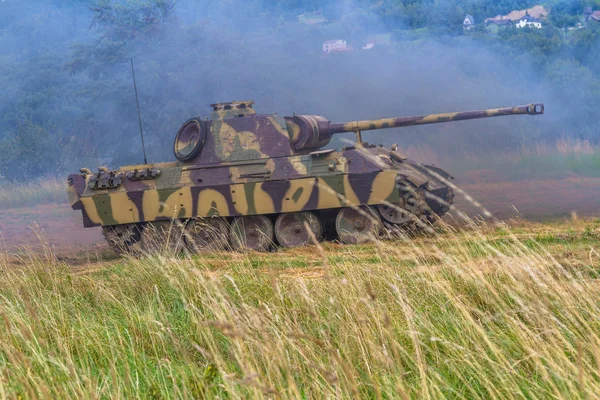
[230,215,274,252]
[140,220,186,254]
[185,218,230,252]
[335,207,381,244]
[275,212,322,248]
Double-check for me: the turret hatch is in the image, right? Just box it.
[210,100,256,120]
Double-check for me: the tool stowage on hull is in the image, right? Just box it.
[67,100,544,253]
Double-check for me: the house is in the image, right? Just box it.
[485,5,548,24]
[298,11,327,25]
[485,18,513,34]
[515,14,543,29]
[583,8,600,25]
[322,40,350,54]
[588,11,600,23]
[463,14,475,30]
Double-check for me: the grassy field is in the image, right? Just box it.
[1,144,600,398]
[1,217,600,398]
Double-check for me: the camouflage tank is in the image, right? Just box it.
[67,101,544,253]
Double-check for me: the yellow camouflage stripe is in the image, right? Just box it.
[76,171,400,225]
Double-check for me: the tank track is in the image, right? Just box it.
[102,224,143,255]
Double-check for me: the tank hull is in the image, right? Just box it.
[68,146,454,251]
[67,101,542,253]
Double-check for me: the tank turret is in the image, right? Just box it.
[68,100,545,254]
[172,101,544,164]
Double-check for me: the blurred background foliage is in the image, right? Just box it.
[1,0,600,180]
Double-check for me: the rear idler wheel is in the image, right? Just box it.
[230,215,274,252]
[140,220,186,254]
[102,224,143,255]
[185,217,230,253]
[275,211,322,248]
[335,206,381,244]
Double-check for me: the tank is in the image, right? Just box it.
[67,101,544,253]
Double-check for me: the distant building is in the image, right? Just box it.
[588,11,600,23]
[582,8,600,26]
[322,40,350,54]
[485,5,548,24]
[298,11,327,25]
[485,18,513,34]
[463,14,475,30]
[515,15,543,29]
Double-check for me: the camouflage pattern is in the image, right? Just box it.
[67,100,544,251]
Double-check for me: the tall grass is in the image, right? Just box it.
[0,222,599,398]
[0,178,66,209]
[0,143,599,398]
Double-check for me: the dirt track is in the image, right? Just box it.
[0,204,105,256]
[1,177,599,255]
[456,177,600,219]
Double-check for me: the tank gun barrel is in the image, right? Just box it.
[286,103,544,151]
[328,103,544,135]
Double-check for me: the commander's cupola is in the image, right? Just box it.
[210,100,256,120]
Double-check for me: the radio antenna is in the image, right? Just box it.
[130,58,148,165]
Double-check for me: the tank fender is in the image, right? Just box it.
[389,150,408,162]
[422,164,454,180]
[398,173,429,189]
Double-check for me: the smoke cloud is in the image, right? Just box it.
[0,0,597,179]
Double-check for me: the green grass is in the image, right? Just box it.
[1,144,600,398]
[1,221,600,398]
